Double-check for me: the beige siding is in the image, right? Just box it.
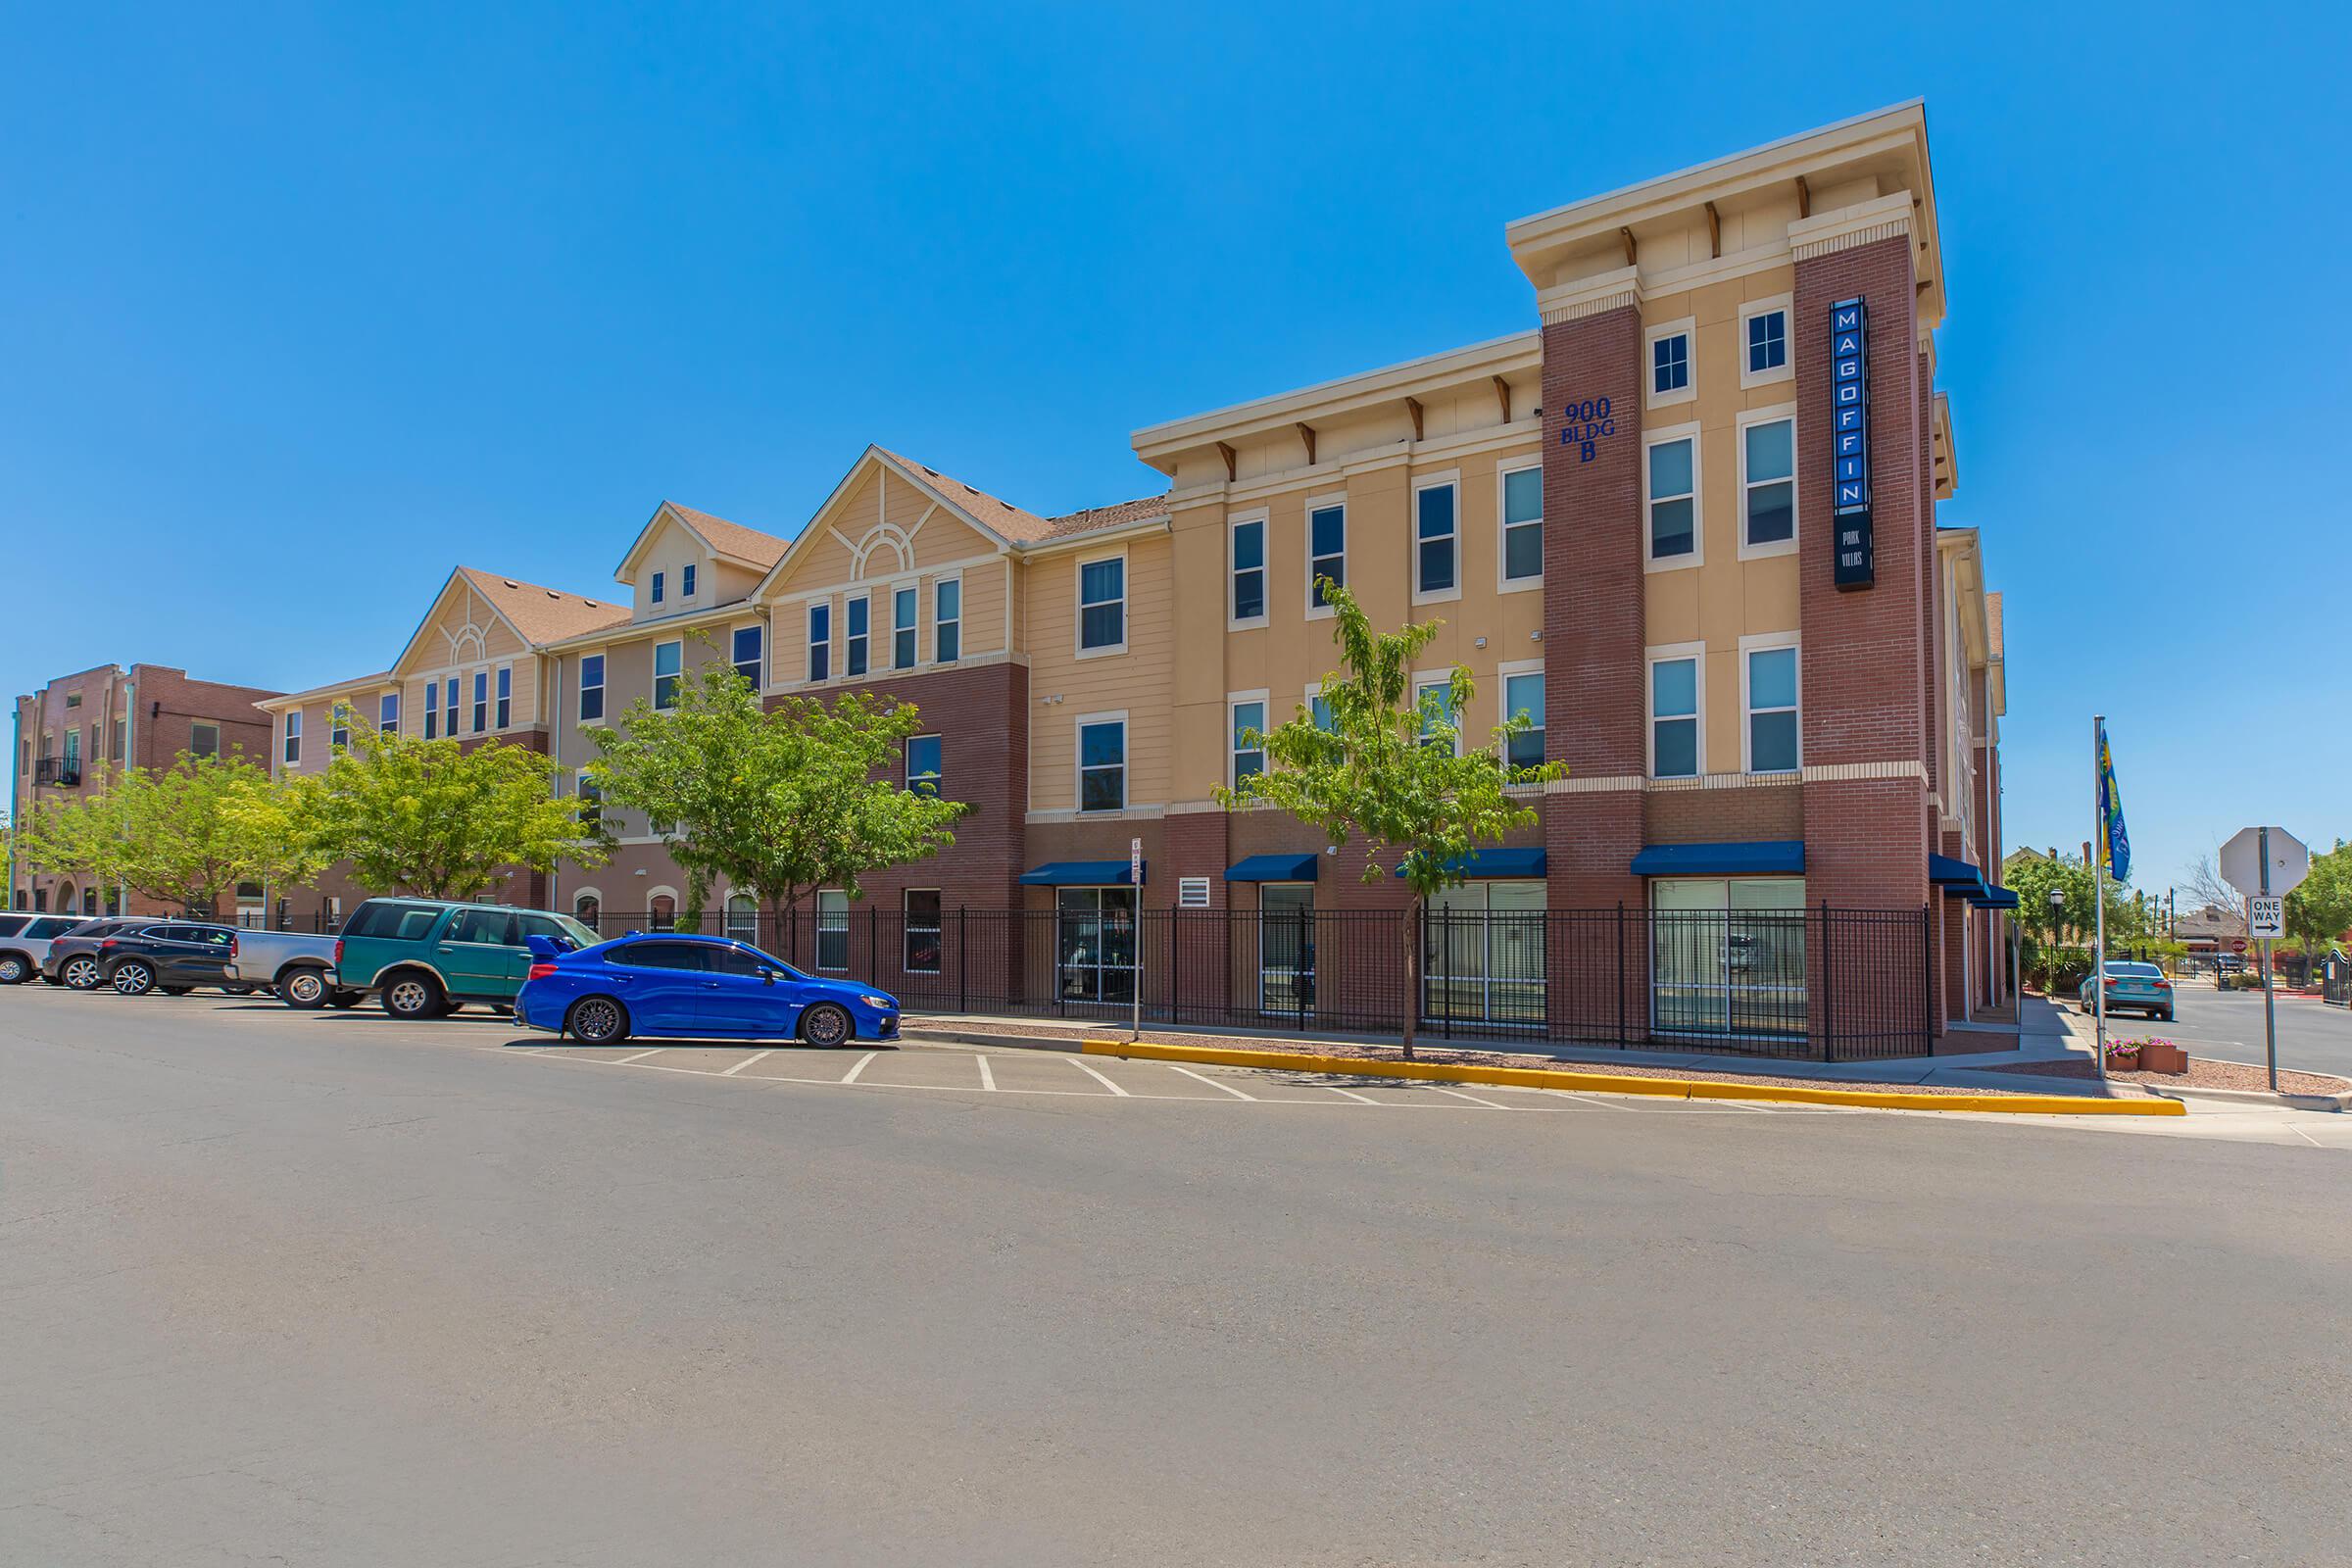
[1024,533,1174,810]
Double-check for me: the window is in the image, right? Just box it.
[893,586,917,669]
[1078,717,1125,811]
[651,570,664,605]
[443,678,458,739]
[282,711,301,765]
[1649,653,1701,778]
[576,771,603,829]
[378,691,400,735]
[1744,642,1800,774]
[1646,432,1697,563]
[1651,876,1806,1040]
[648,893,676,930]
[1500,465,1543,585]
[472,671,488,733]
[1503,670,1545,769]
[732,625,762,687]
[1414,674,1459,755]
[330,709,349,750]
[1055,887,1138,1004]
[904,890,942,974]
[448,906,519,947]
[1650,326,1690,398]
[1309,692,1336,732]
[1740,414,1796,552]
[653,641,681,710]
[65,692,81,709]
[1230,698,1266,785]
[113,718,125,761]
[1741,300,1791,385]
[1258,884,1315,1016]
[847,596,869,677]
[578,655,605,722]
[1307,502,1346,611]
[1422,880,1546,1026]
[681,563,697,599]
[1414,481,1458,597]
[495,666,512,729]
[725,893,759,944]
[615,940,707,971]
[573,895,602,935]
[906,734,942,796]
[933,579,960,664]
[807,603,831,683]
[192,721,220,759]
[815,890,848,971]
[1231,516,1266,624]
[1079,557,1125,653]
[423,694,437,740]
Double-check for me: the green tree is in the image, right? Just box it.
[298,713,604,900]
[585,659,967,939]
[2286,839,2352,958]
[1215,582,1563,1058]
[14,753,321,913]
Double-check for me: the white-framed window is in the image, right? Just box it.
[904,890,942,974]
[1741,634,1800,775]
[1307,688,1336,732]
[470,670,488,733]
[807,603,831,683]
[575,769,603,830]
[846,595,869,677]
[1229,692,1268,787]
[1498,461,1543,588]
[1412,476,1459,601]
[577,655,605,723]
[1412,671,1459,755]
[1739,407,1797,558]
[422,689,437,740]
[1423,878,1548,1026]
[1305,497,1346,614]
[1740,294,1792,387]
[377,690,400,735]
[329,708,349,750]
[815,890,849,971]
[281,711,301,765]
[732,624,762,686]
[933,577,960,664]
[1230,514,1267,627]
[495,665,512,729]
[651,570,665,606]
[1077,712,1126,811]
[724,892,758,943]
[906,733,941,797]
[1647,645,1704,779]
[1645,424,1700,567]
[443,677,459,738]
[573,892,603,934]
[1078,554,1125,656]
[653,641,682,710]
[1645,317,1695,408]
[892,585,917,669]
[681,563,698,599]
[1499,662,1545,770]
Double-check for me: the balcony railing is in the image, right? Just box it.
[31,757,80,787]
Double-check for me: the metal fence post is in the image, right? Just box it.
[1616,902,1628,1050]
[1440,906,1453,1041]
[1819,899,1835,1063]
[957,906,968,1013]
[868,904,878,986]
[1921,904,1934,1055]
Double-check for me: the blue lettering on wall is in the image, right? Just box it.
[1555,394,1615,463]
[1829,297,1874,590]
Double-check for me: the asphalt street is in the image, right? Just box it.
[5,985,2350,1567]
[2078,979,2352,1078]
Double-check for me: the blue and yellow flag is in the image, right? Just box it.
[2096,721,2131,883]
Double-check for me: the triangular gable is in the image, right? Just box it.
[389,568,522,679]
[612,500,787,584]
[750,446,1025,602]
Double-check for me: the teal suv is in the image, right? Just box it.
[334,898,598,1019]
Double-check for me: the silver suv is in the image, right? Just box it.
[0,912,107,985]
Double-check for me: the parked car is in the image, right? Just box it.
[0,912,94,985]
[514,931,901,1048]
[333,898,599,1019]
[97,922,244,996]
[2079,959,2175,1021]
[42,917,160,989]
[225,928,357,1008]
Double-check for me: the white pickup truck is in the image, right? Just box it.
[224,929,358,1008]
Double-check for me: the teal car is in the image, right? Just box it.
[2079,960,2175,1022]
[333,898,599,1020]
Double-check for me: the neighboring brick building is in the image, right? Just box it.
[9,663,282,916]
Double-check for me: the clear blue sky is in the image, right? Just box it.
[6,3,2345,898]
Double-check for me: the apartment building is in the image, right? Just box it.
[9,663,282,915]
[252,102,2009,1047]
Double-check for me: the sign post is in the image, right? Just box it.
[1130,837,1145,1042]
[2222,825,2311,1093]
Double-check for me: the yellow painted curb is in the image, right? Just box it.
[1080,1039,2186,1116]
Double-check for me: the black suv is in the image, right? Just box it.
[98,923,241,997]
[41,918,150,989]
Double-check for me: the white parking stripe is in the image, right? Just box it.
[840,1051,878,1084]
[720,1050,774,1077]
[977,1055,997,1092]
[1067,1057,1130,1096]
[1167,1063,1256,1101]
[612,1048,665,1065]
[1430,1086,1510,1110]
[1324,1085,1381,1104]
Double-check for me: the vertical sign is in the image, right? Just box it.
[1830,297,1874,590]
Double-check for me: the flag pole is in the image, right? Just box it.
[2091,714,2108,1085]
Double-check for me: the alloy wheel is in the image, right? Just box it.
[571,997,625,1045]
[63,956,101,989]
[0,955,24,984]
[385,978,435,1018]
[802,1004,851,1049]
[112,962,156,997]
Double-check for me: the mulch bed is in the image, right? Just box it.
[1985,1055,2351,1098]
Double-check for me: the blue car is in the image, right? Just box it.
[516,932,900,1049]
[2078,959,2175,1022]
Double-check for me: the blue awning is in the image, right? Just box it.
[1393,847,1546,879]
[1018,859,1145,887]
[1629,840,1806,877]
[1972,888,2020,910]
[1930,854,1988,898]
[1227,853,1319,883]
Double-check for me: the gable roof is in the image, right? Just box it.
[614,500,792,582]
[456,567,632,645]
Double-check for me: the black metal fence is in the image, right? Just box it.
[2325,960,2349,1007]
[576,903,1935,1061]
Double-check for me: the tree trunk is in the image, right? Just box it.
[1399,897,1420,1060]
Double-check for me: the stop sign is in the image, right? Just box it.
[2231,939,2249,954]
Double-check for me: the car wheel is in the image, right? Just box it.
[111,960,158,997]
[325,989,364,1009]
[0,953,27,985]
[567,996,630,1046]
[62,956,103,990]
[382,973,446,1020]
[799,1003,854,1049]
[278,968,329,1008]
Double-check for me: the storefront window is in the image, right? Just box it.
[1258,885,1314,1015]
[1421,881,1546,1025]
[1056,887,1137,1005]
[1650,877,1806,1039]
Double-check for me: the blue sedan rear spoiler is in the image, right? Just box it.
[523,934,574,960]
